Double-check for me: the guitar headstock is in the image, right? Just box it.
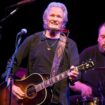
[78,59,95,71]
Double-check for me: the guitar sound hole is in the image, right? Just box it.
[25,84,37,99]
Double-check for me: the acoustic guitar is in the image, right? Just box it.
[0,60,94,105]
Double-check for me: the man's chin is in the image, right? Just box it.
[99,47,105,53]
[47,27,60,31]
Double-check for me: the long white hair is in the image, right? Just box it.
[43,2,68,29]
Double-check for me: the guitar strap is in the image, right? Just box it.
[50,34,67,77]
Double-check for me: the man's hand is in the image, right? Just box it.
[70,81,93,97]
[12,84,25,99]
[7,78,25,99]
[68,65,79,81]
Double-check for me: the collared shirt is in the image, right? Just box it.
[13,31,79,105]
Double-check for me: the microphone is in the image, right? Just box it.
[16,28,27,46]
[17,28,27,37]
[15,28,27,48]
[8,0,35,8]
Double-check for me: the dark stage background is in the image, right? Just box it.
[0,0,105,81]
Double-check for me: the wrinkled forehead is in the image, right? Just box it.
[99,26,105,36]
[48,6,64,14]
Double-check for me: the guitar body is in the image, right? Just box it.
[15,73,52,105]
[0,73,52,105]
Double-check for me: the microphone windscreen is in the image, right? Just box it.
[21,28,27,34]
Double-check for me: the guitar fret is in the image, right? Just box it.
[51,77,56,83]
[56,75,59,81]
[50,71,68,84]
[35,84,42,92]
[37,82,47,92]
[49,78,54,86]
[36,80,51,92]
[44,80,49,87]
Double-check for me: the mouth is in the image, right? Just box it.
[102,44,105,48]
[50,20,59,26]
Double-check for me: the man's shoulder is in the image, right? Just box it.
[30,31,43,38]
[80,44,98,57]
[67,37,77,44]
[32,31,43,36]
[67,38,78,48]
[25,31,44,41]
[83,45,98,52]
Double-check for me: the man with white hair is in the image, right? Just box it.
[6,2,79,105]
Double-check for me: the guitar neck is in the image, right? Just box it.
[36,70,68,92]
[35,60,94,92]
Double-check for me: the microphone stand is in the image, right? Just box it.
[5,35,22,105]
[0,8,18,24]
[0,8,18,42]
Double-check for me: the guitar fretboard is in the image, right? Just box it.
[35,70,68,92]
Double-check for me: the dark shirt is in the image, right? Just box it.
[80,44,105,97]
[13,31,79,105]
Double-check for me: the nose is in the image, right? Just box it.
[102,39,105,43]
[53,16,58,20]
